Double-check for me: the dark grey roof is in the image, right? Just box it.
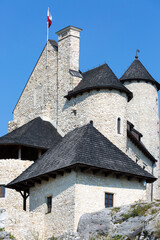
[65,64,133,101]
[120,59,160,90]
[48,39,58,51]
[69,69,82,78]
[127,130,157,163]
[7,123,156,190]
[0,117,62,149]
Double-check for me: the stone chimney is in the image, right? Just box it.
[56,26,82,92]
[56,26,82,71]
[56,26,82,130]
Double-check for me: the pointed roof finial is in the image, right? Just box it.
[135,49,140,59]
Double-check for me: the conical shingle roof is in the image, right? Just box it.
[65,64,133,101]
[120,59,160,90]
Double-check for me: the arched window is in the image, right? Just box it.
[117,118,121,134]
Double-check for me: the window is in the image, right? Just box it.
[143,162,147,170]
[136,154,140,163]
[117,118,121,134]
[47,196,52,213]
[0,185,5,198]
[34,85,44,107]
[105,193,113,208]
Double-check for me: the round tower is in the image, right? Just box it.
[65,63,133,153]
[120,57,160,160]
[120,57,160,199]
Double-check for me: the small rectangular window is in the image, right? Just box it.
[47,196,52,213]
[117,118,121,134]
[0,185,5,198]
[136,154,140,163]
[143,162,147,170]
[105,193,113,208]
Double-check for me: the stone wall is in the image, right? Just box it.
[12,41,58,129]
[29,170,146,237]
[3,169,148,239]
[29,171,76,239]
[58,90,128,153]
[5,209,45,240]
[0,159,33,211]
[74,171,146,230]
[124,81,159,160]
[124,81,159,199]
[0,209,7,228]
[56,26,81,131]
[126,139,157,201]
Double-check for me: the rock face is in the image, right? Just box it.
[0,230,16,240]
[56,200,160,240]
[0,209,7,228]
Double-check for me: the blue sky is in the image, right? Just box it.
[0,0,160,136]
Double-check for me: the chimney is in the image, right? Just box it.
[55,26,82,129]
[56,25,82,72]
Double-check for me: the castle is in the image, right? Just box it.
[0,25,159,240]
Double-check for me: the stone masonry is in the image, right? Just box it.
[25,170,146,238]
[3,25,160,240]
[0,159,33,211]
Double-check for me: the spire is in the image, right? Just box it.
[120,59,160,91]
[135,49,140,59]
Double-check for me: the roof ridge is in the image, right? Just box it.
[82,63,108,75]
[120,59,155,81]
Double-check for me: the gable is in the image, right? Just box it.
[13,40,58,128]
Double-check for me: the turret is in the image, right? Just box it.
[120,57,160,199]
[120,57,160,160]
[64,63,133,153]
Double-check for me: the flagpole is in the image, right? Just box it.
[46,8,49,68]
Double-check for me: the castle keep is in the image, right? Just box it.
[0,25,159,240]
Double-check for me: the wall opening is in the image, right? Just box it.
[0,185,5,198]
[117,118,121,134]
[46,196,52,213]
[105,193,113,208]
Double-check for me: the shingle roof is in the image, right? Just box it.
[7,123,156,190]
[65,64,133,101]
[127,130,157,163]
[0,117,62,149]
[48,39,58,51]
[120,59,160,90]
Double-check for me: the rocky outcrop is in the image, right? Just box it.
[56,200,160,240]
[0,229,16,240]
[0,209,7,228]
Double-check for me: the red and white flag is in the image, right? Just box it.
[47,8,52,28]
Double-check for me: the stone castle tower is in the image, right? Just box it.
[7,26,160,200]
[0,25,160,240]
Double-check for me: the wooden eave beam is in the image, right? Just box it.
[127,176,133,181]
[80,167,88,172]
[41,176,49,181]
[92,169,102,175]
[46,173,56,178]
[25,183,35,188]
[66,169,72,173]
[34,179,41,184]
[138,178,144,183]
[104,171,112,177]
[57,171,64,176]
[80,167,93,173]
[116,173,123,179]
[15,184,30,190]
